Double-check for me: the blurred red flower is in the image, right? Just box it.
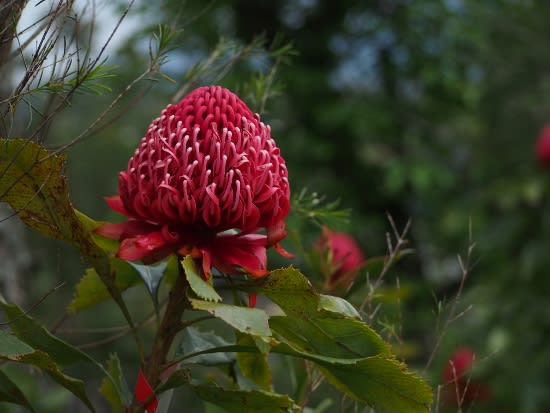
[442,347,490,408]
[535,124,550,167]
[97,85,292,278]
[317,227,365,290]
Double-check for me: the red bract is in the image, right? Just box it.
[317,227,365,289]
[442,347,490,407]
[536,124,550,167]
[97,85,292,278]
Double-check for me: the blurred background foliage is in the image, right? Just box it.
[2,0,550,412]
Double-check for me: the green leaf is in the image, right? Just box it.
[99,354,132,412]
[155,369,190,394]
[68,259,141,313]
[178,326,234,366]
[193,385,299,413]
[0,139,136,348]
[318,356,432,413]
[182,256,221,302]
[236,333,272,391]
[128,260,168,308]
[0,368,37,412]
[189,298,271,339]
[1,299,128,408]
[270,315,390,359]
[256,267,319,317]
[0,330,96,412]
[1,300,95,366]
[318,295,361,319]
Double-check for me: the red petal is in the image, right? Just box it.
[273,242,295,259]
[118,232,167,261]
[211,234,269,278]
[266,220,287,246]
[134,369,158,413]
[95,222,128,239]
[105,195,129,215]
[248,293,257,308]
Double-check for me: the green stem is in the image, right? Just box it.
[145,260,189,386]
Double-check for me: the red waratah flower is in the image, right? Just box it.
[317,227,365,290]
[97,85,292,278]
[442,347,490,407]
[536,124,550,167]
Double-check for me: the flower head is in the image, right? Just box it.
[316,227,365,290]
[536,124,550,167]
[98,85,291,278]
[442,347,490,407]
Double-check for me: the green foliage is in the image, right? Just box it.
[0,369,37,413]
[99,354,132,413]
[68,259,141,313]
[192,386,300,413]
[0,331,95,412]
[182,256,222,303]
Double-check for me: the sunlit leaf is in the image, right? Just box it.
[256,267,318,317]
[318,356,432,413]
[193,385,300,413]
[189,298,271,339]
[318,295,361,319]
[270,315,390,359]
[182,256,221,302]
[68,259,141,313]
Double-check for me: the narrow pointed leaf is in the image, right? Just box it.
[1,300,94,365]
[182,256,221,302]
[192,385,299,413]
[0,330,96,412]
[0,369,37,412]
[189,298,271,339]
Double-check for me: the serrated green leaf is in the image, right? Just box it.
[0,330,96,412]
[236,333,272,391]
[0,139,136,351]
[270,315,390,359]
[0,368,37,412]
[178,326,234,366]
[318,356,432,413]
[193,385,299,413]
[318,295,361,319]
[182,256,221,302]
[189,298,271,339]
[68,259,141,313]
[99,354,132,412]
[256,267,318,317]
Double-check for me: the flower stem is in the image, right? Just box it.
[144,259,189,388]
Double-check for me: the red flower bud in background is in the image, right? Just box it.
[97,85,292,278]
[442,347,490,407]
[536,124,550,167]
[316,227,365,291]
